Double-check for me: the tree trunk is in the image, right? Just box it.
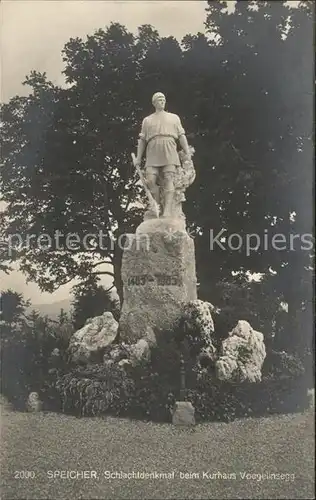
[113,241,123,305]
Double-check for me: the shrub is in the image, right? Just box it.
[263,350,305,379]
[126,360,177,421]
[188,371,309,423]
[54,357,310,423]
[55,360,177,421]
[0,317,73,410]
[56,363,135,417]
[56,336,180,421]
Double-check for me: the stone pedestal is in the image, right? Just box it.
[119,218,197,343]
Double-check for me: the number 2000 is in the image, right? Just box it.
[14,471,35,479]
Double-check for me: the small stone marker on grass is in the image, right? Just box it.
[172,351,196,426]
[172,401,195,426]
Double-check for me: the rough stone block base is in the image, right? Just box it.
[119,218,197,343]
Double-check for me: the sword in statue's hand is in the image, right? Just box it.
[131,153,160,218]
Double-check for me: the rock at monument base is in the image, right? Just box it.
[129,339,151,366]
[181,299,215,337]
[172,401,195,426]
[119,218,197,343]
[198,345,217,367]
[103,338,151,368]
[180,299,217,360]
[68,312,118,364]
[216,320,266,383]
[143,326,157,347]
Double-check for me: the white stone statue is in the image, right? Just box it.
[133,92,195,220]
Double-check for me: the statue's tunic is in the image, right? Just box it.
[139,111,185,167]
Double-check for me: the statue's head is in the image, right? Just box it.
[152,92,166,110]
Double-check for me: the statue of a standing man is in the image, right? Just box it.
[133,92,192,218]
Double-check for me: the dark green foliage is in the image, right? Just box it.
[55,356,310,423]
[0,289,30,325]
[211,277,276,336]
[55,332,184,421]
[127,333,184,417]
[188,374,309,423]
[0,290,73,410]
[149,330,203,392]
[71,281,113,330]
[197,1,314,355]
[56,358,177,422]
[56,363,135,417]
[126,365,177,422]
[263,350,305,379]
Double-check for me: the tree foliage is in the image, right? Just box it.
[71,280,113,330]
[0,289,74,408]
[0,289,30,326]
[196,0,314,352]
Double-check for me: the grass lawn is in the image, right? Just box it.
[1,402,314,500]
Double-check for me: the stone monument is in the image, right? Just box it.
[119,92,197,342]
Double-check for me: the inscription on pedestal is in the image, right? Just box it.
[119,224,197,342]
[127,273,182,286]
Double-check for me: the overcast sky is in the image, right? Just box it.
[0,0,210,304]
[1,0,209,102]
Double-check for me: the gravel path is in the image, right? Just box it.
[1,403,314,500]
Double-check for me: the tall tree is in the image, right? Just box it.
[186,1,314,353]
[0,289,30,327]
